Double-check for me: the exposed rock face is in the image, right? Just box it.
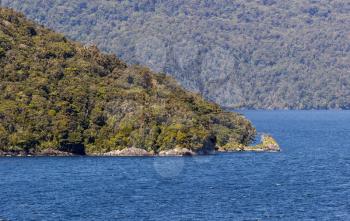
[102,147,207,157]
[158,148,196,156]
[101,144,216,157]
[159,136,216,156]
[38,148,75,156]
[102,148,154,157]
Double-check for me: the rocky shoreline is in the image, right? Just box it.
[217,135,281,153]
[0,135,280,157]
[0,147,203,157]
[0,148,76,157]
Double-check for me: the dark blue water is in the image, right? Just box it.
[0,111,349,220]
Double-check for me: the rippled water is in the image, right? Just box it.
[0,111,349,220]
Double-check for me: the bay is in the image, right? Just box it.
[0,111,349,220]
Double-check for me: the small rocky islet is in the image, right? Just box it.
[0,8,279,157]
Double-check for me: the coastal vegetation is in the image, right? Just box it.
[2,0,349,109]
[0,8,256,156]
[218,135,280,152]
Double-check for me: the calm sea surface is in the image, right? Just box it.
[0,111,349,220]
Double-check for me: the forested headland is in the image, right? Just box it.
[0,7,256,155]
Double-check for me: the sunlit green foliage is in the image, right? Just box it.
[0,8,255,154]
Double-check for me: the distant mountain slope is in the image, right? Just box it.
[0,7,255,155]
[2,0,349,109]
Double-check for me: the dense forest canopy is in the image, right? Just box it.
[2,0,349,109]
[0,7,255,155]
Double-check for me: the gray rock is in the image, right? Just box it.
[38,148,75,156]
[158,148,196,156]
[102,148,154,156]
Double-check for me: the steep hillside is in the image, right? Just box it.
[2,0,349,109]
[0,8,255,155]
